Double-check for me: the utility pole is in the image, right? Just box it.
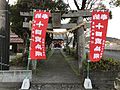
[0,0,9,70]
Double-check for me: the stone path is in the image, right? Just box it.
[32,49,83,90]
[30,83,83,90]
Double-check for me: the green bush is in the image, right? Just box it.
[83,57,120,71]
[10,55,23,66]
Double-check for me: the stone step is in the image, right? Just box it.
[30,83,84,90]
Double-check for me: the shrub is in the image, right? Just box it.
[83,57,120,71]
[10,55,23,66]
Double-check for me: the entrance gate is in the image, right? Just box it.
[20,10,92,70]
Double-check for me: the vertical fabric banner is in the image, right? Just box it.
[30,10,50,60]
[89,10,109,62]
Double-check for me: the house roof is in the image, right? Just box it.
[10,31,23,44]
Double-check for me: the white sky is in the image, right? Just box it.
[8,0,17,5]
[107,7,120,39]
[9,0,120,39]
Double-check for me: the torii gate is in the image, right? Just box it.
[20,10,92,70]
[60,10,91,69]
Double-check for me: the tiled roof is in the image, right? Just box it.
[10,31,23,43]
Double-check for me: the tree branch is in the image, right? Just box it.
[73,0,80,10]
[81,0,87,10]
[67,0,72,10]
[86,0,93,9]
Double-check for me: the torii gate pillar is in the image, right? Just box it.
[77,17,86,71]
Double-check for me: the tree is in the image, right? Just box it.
[32,0,68,11]
[10,0,69,37]
[10,0,69,49]
[115,0,120,6]
[9,0,69,66]
[10,4,25,38]
[73,0,111,10]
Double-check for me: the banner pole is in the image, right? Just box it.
[27,50,30,70]
[87,60,90,78]
[32,60,37,74]
[84,59,92,89]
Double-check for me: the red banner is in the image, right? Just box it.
[89,10,109,62]
[30,10,50,60]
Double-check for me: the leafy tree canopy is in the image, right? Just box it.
[115,0,120,6]
[10,0,69,38]
[10,4,24,38]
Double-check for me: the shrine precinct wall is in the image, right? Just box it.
[0,70,32,87]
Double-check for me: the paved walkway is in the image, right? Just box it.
[32,49,84,90]
[33,49,80,83]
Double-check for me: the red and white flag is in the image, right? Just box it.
[30,10,50,60]
[89,10,109,62]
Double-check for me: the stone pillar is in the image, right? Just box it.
[0,0,9,70]
[77,17,86,70]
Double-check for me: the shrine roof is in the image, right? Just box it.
[10,31,23,44]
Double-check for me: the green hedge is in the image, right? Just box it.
[83,57,120,71]
[10,55,23,66]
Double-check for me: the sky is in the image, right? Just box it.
[9,0,17,5]
[107,7,120,39]
[9,0,120,39]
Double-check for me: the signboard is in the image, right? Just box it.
[30,10,50,60]
[89,10,109,62]
[20,11,33,16]
[23,17,30,28]
[23,22,29,28]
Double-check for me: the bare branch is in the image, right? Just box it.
[67,0,72,10]
[88,0,98,9]
[86,0,91,9]
[73,0,80,10]
[81,0,87,10]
